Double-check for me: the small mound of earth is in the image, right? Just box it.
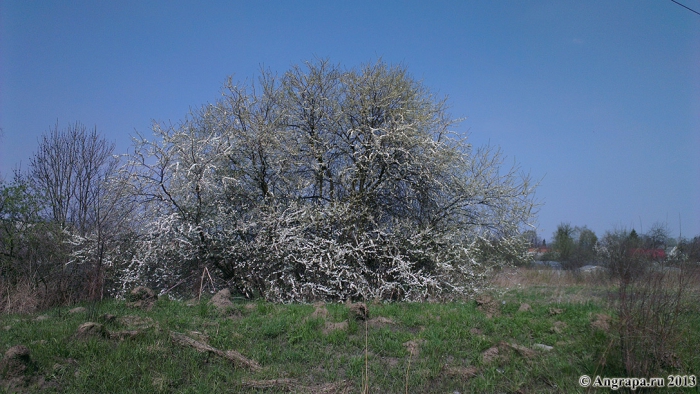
[75,322,108,339]
[1,345,33,379]
[517,303,531,312]
[403,339,426,357]
[208,289,233,312]
[69,307,86,314]
[443,365,479,379]
[347,302,368,320]
[591,313,611,332]
[0,345,46,391]
[475,295,500,318]
[551,321,567,334]
[127,286,158,310]
[481,346,500,364]
[548,307,564,315]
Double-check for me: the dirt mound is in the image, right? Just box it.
[75,322,108,339]
[74,318,152,341]
[1,345,33,379]
[548,307,564,315]
[127,286,158,310]
[551,321,567,334]
[443,365,479,380]
[1,345,37,390]
[475,295,500,318]
[347,302,368,320]
[403,339,426,357]
[208,289,233,312]
[591,313,611,332]
[481,346,500,364]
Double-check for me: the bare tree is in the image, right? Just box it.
[29,122,123,300]
[30,122,118,233]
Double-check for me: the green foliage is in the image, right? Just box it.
[551,223,576,263]
[548,223,598,268]
[0,175,73,312]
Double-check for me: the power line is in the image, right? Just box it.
[670,0,700,16]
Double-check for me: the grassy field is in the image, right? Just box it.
[1,268,699,393]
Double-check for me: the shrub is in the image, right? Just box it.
[117,60,537,301]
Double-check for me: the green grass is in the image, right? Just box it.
[2,271,699,393]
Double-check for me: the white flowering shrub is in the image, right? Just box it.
[116,60,536,301]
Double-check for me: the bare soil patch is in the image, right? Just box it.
[347,302,368,320]
[126,286,157,310]
[403,339,426,357]
[443,365,479,380]
[591,313,611,332]
[208,289,233,312]
[74,322,108,339]
[475,295,500,318]
[481,346,501,364]
[551,321,567,334]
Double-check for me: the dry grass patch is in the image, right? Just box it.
[590,313,612,332]
[402,339,425,357]
[323,321,348,335]
[442,365,479,380]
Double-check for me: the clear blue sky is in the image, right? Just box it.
[1,0,699,241]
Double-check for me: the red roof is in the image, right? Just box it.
[629,248,666,259]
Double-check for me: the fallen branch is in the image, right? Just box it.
[170,331,261,372]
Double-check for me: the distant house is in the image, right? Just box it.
[527,246,550,257]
